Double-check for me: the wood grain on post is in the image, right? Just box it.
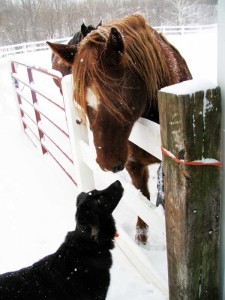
[158,82,221,300]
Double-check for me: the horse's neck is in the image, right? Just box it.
[68,32,81,45]
[142,101,159,124]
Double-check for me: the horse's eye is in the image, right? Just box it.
[89,126,92,131]
[76,117,82,125]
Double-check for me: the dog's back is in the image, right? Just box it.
[0,233,111,299]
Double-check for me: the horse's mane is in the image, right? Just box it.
[72,14,173,123]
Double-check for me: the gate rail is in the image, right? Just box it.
[11,60,76,185]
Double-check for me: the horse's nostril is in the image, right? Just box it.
[113,164,124,173]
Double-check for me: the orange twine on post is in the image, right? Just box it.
[161,146,222,167]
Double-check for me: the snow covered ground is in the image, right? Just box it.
[0,29,217,299]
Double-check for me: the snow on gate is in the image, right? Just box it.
[11,60,168,296]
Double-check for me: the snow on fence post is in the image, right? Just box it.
[158,79,221,300]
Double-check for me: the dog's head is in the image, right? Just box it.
[75,180,124,243]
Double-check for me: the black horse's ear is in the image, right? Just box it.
[81,23,87,36]
[97,20,102,27]
[47,41,77,66]
[103,27,124,66]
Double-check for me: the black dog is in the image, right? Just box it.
[0,180,124,300]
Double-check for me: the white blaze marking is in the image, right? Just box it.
[86,88,99,110]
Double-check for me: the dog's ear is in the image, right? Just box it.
[76,192,86,207]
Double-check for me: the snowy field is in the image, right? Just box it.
[0,29,217,299]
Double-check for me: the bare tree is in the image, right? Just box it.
[163,0,201,25]
[0,0,218,47]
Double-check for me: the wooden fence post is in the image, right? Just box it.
[158,80,221,300]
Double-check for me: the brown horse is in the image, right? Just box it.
[51,22,101,92]
[47,14,192,244]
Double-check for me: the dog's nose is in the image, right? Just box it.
[112,163,124,173]
[114,180,122,187]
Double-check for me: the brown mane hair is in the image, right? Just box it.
[72,14,174,123]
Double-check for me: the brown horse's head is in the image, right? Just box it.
[48,14,192,173]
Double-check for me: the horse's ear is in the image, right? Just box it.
[97,20,102,27]
[103,27,124,66]
[47,41,77,66]
[81,23,87,36]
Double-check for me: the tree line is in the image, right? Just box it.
[0,0,217,46]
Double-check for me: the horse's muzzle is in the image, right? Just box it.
[112,163,124,173]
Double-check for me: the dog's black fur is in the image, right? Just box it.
[0,180,124,300]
